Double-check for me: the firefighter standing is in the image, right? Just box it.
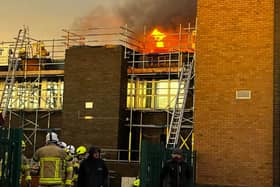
[65,145,76,186]
[72,146,87,187]
[20,140,32,186]
[57,140,74,186]
[33,132,72,187]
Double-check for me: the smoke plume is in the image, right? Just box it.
[72,0,196,32]
[117,0,196,31]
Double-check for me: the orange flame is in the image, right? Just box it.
[151,29,166,48]
[142,27,195,54]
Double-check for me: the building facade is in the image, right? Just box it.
[195,0,280,186]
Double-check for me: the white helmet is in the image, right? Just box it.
[58,141,67,149]
[66,145,75,155]
[46,132,59,144]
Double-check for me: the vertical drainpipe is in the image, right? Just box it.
[128,82,133,162]
[139,111,143,162]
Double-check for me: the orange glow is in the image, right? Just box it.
[142,28,195,54]
[151,29,166,48]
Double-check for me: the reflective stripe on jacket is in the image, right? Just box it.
[72,157,80,182]
[34,144,69,185]
[20,154,31,184]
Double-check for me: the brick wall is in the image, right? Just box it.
[62,46,126,149]
[195,0,276,186]
[274,1,280,186]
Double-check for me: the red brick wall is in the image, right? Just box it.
[195,1,275,186]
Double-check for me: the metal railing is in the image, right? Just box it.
[101,148,140,163]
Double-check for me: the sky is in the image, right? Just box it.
[0,0,196,42]
[0,0,108,41]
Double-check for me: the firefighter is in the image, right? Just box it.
[20,140,32,186]
[66,145,75,162]
[76,146,87,160]
[58,141,67,150]
[32,41,49,58]
[33,132,73,187]
[57,141,75,187]
[65,145,75,186]
[58,141,76,187]
[72,146,87,187]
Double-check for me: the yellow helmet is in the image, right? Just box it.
[76,146,87,155]
[21,140,26,148]
[133,178,140,186]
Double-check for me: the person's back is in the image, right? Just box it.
[34,144,67,186]
[33,132,71,187]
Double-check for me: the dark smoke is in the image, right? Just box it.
[71,5,124,30]
[72,0,196,32]
[116,0,197,31]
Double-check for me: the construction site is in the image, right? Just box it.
[0,0,280,187]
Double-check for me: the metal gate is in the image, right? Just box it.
[0,127,22,187]
[140,140,195,187]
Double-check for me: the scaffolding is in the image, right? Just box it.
[0,24,196,161]
[61,26,142,52]
[124,24,196,161]
[54,24,196,162]
[0,27,67,153]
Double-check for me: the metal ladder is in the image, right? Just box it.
[0,28,27,121]
[166,57,194,149]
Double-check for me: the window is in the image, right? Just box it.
[126,80,182,110]
[0,80,64,110]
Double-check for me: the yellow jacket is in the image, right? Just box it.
[20,154,31,184]
[33,143,73,186]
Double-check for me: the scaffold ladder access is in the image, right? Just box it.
[0,28,27,120]
[166,57,194,149]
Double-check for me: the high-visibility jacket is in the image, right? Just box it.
[65,160,74,186]
[20,154,31,184]
[72,157,81,183]
[33,143,72,186]
[64,151,74,186]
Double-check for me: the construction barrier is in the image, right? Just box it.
[140,140,195,187]
[0,127,22,187]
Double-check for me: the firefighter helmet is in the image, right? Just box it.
[67,145,75,155]
[58,141,67,149]
[46,132,59,144]
[133,178,140,187]
[76,146,87,155]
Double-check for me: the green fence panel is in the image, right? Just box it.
[0,127,22,187]
[140,140,196,187]
[140,141,165,187]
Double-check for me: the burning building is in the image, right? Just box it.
[0,24,196,186]
[61,26,196,182]
[2,0,279,186]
